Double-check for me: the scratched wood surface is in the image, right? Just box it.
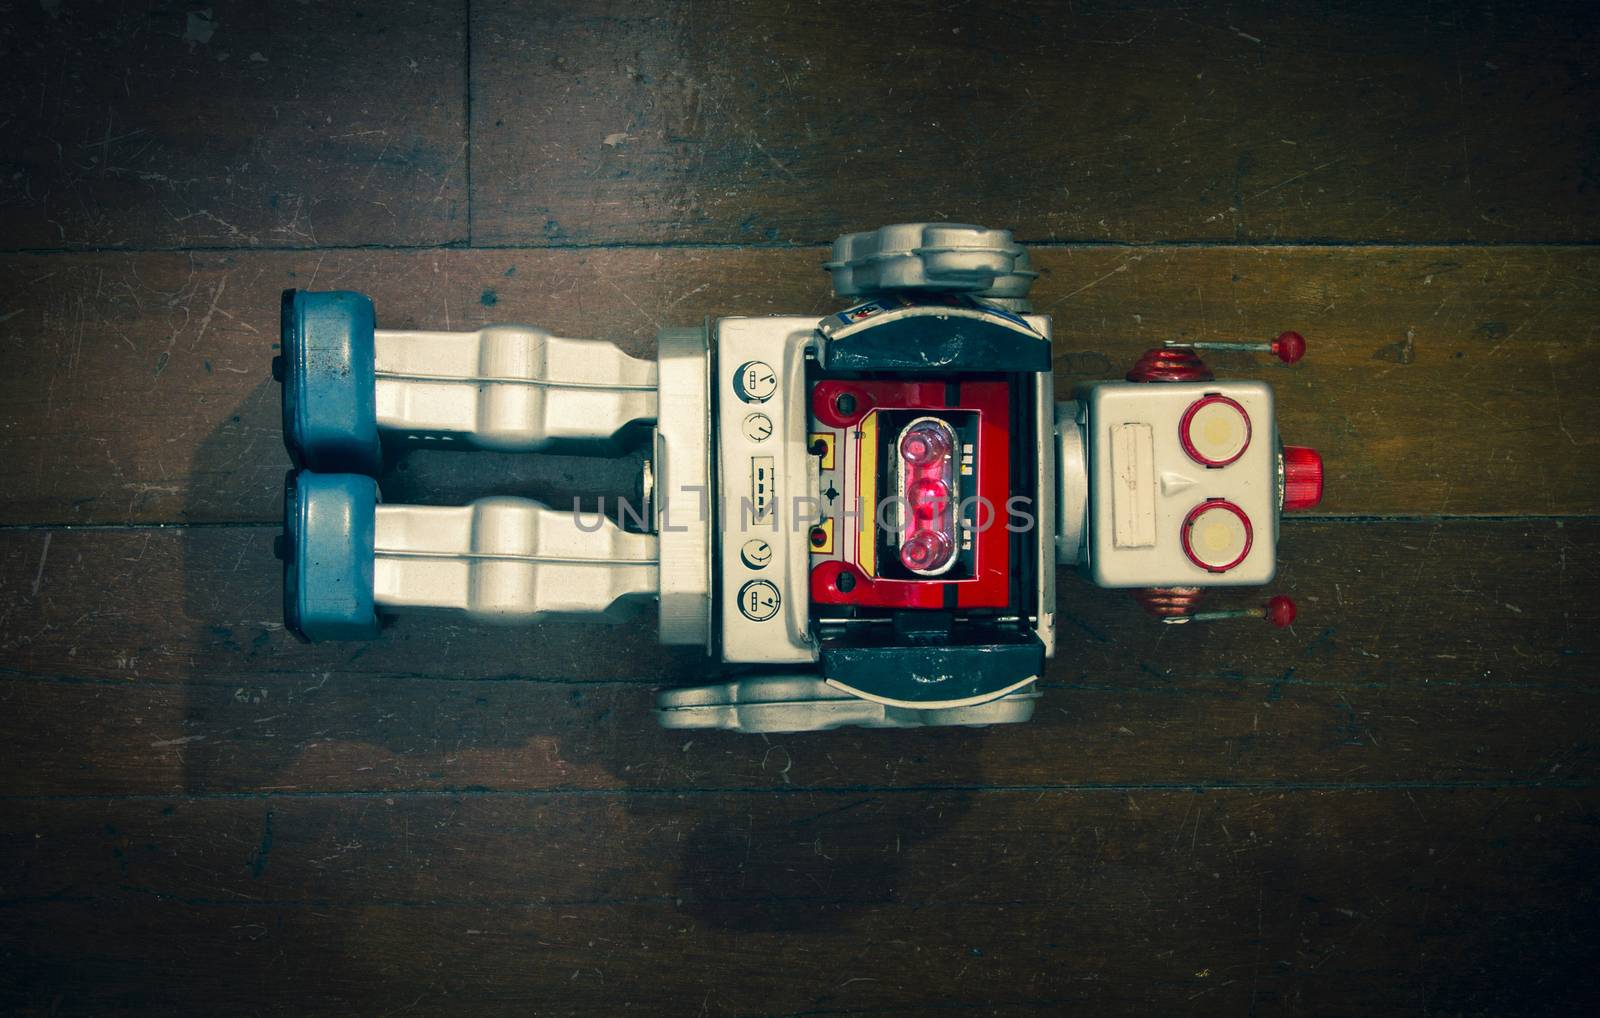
[471,0,1600,245]
[0,520,1593,799]
[2,790,1596,1015]
[3,1,1599,1015]
[3,246,1597,524]
[0,1,467,249]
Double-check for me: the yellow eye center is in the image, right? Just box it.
[1186,503,1251,570]
[1183,398,1251,465]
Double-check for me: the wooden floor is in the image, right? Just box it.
[2,2,1598,1014]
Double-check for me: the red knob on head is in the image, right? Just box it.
[1265,595,1297,628]
[1133,586,1204,618]
[1271,331,1307,364]
[1282,445,1323,511]
[1127,347,1214,383]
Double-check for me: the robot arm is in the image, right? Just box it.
[373,326,657,453]
[283,473,657,641]
[278,289,658,472]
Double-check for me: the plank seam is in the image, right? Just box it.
[3,666,1594,696]
[4,240,1600,256]
[2,779,1593,802]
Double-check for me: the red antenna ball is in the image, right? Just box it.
[1272,331,1307,364]
[1265,595,1298,628]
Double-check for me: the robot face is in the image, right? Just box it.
[1081,379,1280,589]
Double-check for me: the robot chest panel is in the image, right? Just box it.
[807,378,1014,612]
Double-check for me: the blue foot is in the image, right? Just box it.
[282,470,381,641]
[279,289,381,474]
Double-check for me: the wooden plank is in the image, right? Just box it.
[0,1,467,249]
[2,521,1592,795]
[2,246,1596,524]
[2,789,1595,1015]
[6,520,1588,688]
[3,663,1593,797]
[470,0,1600,245]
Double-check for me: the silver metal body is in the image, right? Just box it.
[652,326,714,649]
[1030,343,1060,658]
[373,327,656,452]
[826,223,1038,302]
[352,307,1056,732]
[1055,400,1089,566]
[371,498,657,623]
[657,675,1040,733]
[713,318,820,665]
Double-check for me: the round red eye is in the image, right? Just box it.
[1179,394,1252,467]
[1180,500,1254,573]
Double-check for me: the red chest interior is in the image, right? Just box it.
[808,378,1013,611]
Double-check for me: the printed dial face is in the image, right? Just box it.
[739,539,774,569]
[734,360,778,403]
[736,579,781,622]
[742,412,774,443]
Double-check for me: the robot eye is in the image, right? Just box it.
[1179,394,1252,467]
[1180,499,1254,573]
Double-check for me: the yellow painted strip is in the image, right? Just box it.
[858,412,877,575]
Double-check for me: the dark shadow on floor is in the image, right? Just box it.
[180,376,990,933]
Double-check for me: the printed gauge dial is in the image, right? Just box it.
[742,412,774,442]
[740,539,774,570]
[733,361,778,403]
[736,580,782,622]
